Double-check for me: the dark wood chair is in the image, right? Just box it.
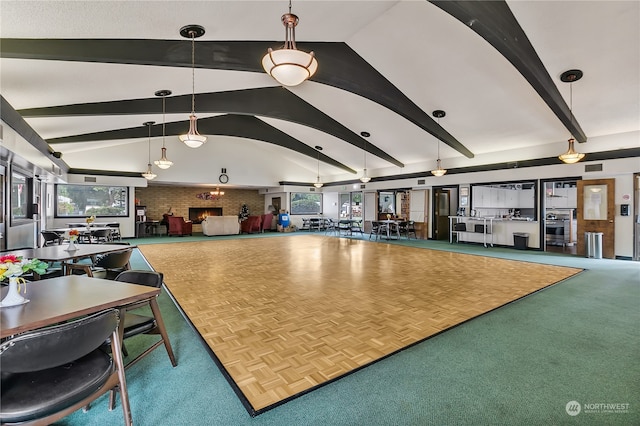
[167,216,193,236]
[41,230,63,247]
[0,309,132,426]
[90,228,112,243]
[66,249,132,279]
[113,270,177,371]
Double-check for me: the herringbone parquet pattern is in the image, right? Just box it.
[139,235,581,413]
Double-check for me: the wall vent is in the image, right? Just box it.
[310,187,316,192]
[584,163,603,172]
[417,179,426,185]
[360,184,366,189]
[84,176,97,183]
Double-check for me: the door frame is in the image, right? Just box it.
[432,185,459,241]
[577,178,616,258]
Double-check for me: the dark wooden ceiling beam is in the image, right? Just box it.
[1,37,474,158]
[47,114,357,174]
[430,0,587,143]
[20,87,402,168]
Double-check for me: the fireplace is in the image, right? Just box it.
[189,207,223,224]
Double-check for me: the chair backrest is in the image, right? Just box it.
[41,230,63,246]
[91,228,111,237]
[95,249,133,269]
[0,309,119,373]
[115,270,164,288]
[260,213,274,231]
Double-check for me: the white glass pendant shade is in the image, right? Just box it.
[154,147,173,169]
[431,158,447,177]
[360,169,371,183]
[313,178,323,188]
[179,114,207,148]
[142,165,157,180]
[558,138,585,164]
[262,48,318,87]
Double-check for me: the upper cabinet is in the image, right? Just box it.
[472,182,536,209]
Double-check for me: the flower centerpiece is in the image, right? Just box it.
[85,215,96,226]
[0,254,48,307]
[66,228,80,251]
[386,213,392,220]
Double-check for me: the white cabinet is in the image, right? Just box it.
[505,189,518,208]
[567,187,577,208]
[472,186,487,207]
[519,189,534,208]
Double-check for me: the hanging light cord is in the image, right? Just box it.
[162,95,167,147]
[190,31,196,116]
[147,124,152,162]
[363,140,367,169]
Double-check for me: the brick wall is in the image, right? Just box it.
[135,186,265,231]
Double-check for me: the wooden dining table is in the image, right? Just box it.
[0,275,162,426]
[0,275,160,338]
[9,244,135,275]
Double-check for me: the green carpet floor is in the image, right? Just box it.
[61,232,639,426]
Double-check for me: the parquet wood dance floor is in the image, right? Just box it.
[138,235,582,415]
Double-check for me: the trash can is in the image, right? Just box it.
[513,232,529,250]
[584,232,593,258]
[592,232,603,259]
[585,232,603,259]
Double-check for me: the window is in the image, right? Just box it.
[11,170,32,223]
[56,184,129,217]
[290,192,322,215]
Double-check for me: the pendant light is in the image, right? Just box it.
[558,69,586,164]
[431,110,447,177]
[313,145,323,188]
[179,25,207,148]
[141,121,157,180]
[154,89,173,169]
[262,0,318,87]
[360,131,371,183]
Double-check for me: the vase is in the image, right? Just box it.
[66,239,78,252]
[1,276,29,307]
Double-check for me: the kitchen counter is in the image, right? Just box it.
[449,216,540,248]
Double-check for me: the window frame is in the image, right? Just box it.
[290,192,323,216]
[10,168,34,225]
[54,184,130,218]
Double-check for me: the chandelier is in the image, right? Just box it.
[141,121,157,180]
[313,145,323,188]
[431,110,447,177]
[262,0,318,87]
[154,90,173,169]
[196,188,225,201]
[179,25,207,148]
[558,69,586,164]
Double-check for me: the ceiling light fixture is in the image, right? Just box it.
[558,69,585,164]
[360,131,371,183]
[142,121,157,180]
[154,89,173,169]
[179,25,207,148]
[262,0,318,87]
[313,145,323,188]
[431,110,447,177]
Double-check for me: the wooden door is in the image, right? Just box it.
[577,178,615,258]
[433,188,450,240]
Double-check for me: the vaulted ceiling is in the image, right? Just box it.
[1,1,638,187]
